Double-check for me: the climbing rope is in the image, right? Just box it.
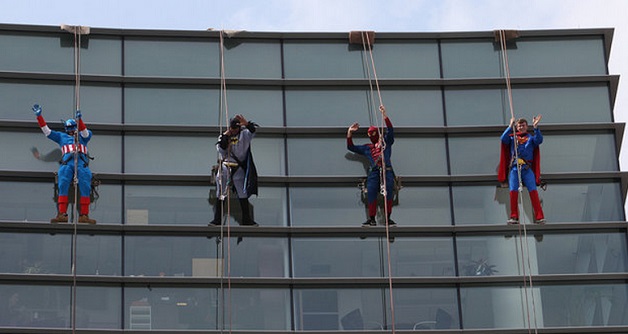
[359,31,397,333]
[497,29,539,334]
[217,29,234,334]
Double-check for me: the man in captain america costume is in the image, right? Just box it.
[347,105,396,227]
[209,114,259,226]
[498,115,546,225]
[33,104,96,224]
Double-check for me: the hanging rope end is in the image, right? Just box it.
[349,31,375,48]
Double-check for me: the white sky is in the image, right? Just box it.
[2,0,628,170]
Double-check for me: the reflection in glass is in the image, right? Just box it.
[292,238,385,277]
[222,40,282,79]
[283,41,365,79]
[76,286,121,329]
[125,236,286,277]
[124,185,212,225]
[295,289,384,330]
[370,41,440,79]
[0,181,63,222]
[289,186,368,227]
[125,135,215,174]
[125,287,289,330]
[389,238,455,277]
[463,284,628,329]
[285,88,372,127]
[0,284,69,328]
[445,87,508,126]
[390,288,459,330]
[0,32,73,73]
[457,235,535,277]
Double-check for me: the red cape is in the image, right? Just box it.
[498,134,541,185]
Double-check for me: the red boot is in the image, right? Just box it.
[529,190,546,224]
[508,191,519,224]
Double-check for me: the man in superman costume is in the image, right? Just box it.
[33,104,96,224]
[498,115,546,225]
[347,105,396,227]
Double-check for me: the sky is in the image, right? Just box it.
[2,0,628,169]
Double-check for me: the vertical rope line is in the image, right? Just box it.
[362,32,396,334]
[219,30,234,334]
[361,32,376,126]
[499,30,538,334]
[69,26,82,334]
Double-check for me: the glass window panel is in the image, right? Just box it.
[285,88,372,127]
[222,39,282,78]
[76,286,121,329]
[124,38,219,77]
[449,132,619,176]
[0,181,121,224]
[125,236,286,277]
[445,84,613,126]
[0,233,120,276]
[285,88,443,127]
[125,184,212,225]
[292,238,386,277]
[540,284,628,327]
[124,85,218,125]
[458,233,628,276]
[125,185,284,226]
[0,131,120,173]
[125,135,283,175]
[288,136,446,176]
[370,41,441,79]
[390,288,459,330]
[283,41,365,79]
[541,182,623,223]
[453,181,624,225]
[441,39,501,78]
[508,37,607,77]
[537,233,628,274]
[461,286,539,329]
[125,287,289,330]
[294,288,385,330]
[289,186,372,227]
[80,37,122,76]
[445,87,509,126]
[125,85,283,126]
[289,185,450,227]
[541,132,618,172]
[512,84,613,124]
[457,235,528,277]
[0,32,73,73]
[389,238,455,277]
[0,81,122,122]
[0,284,70,328]
[448,135,497,175]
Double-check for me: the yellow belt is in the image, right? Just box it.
[222,161,239,168]
[516,158,526,165]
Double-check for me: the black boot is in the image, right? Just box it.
[209,200,223,226]
[239,198,258,226]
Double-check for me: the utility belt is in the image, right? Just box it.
[222,161,240,170]
[511,158,531,169]
[61,152,92,167]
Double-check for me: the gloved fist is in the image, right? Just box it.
[32,104,42,117]
[75,110,82,119]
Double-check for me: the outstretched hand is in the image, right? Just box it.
[348,122,359,134]
[32,104,42,117]
[75,110,82,119]
[379,105,387,118]
[533,114,542,128]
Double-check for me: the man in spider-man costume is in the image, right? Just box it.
[347,105,396,227]
[498,116,546,225]
[209,114,259,226]
[33,104,96,224]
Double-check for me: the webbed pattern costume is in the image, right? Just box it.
[34,105,95,224]
[499,124,545,223]
[347,118,395,225]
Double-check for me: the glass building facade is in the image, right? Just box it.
[0,24,626,333]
